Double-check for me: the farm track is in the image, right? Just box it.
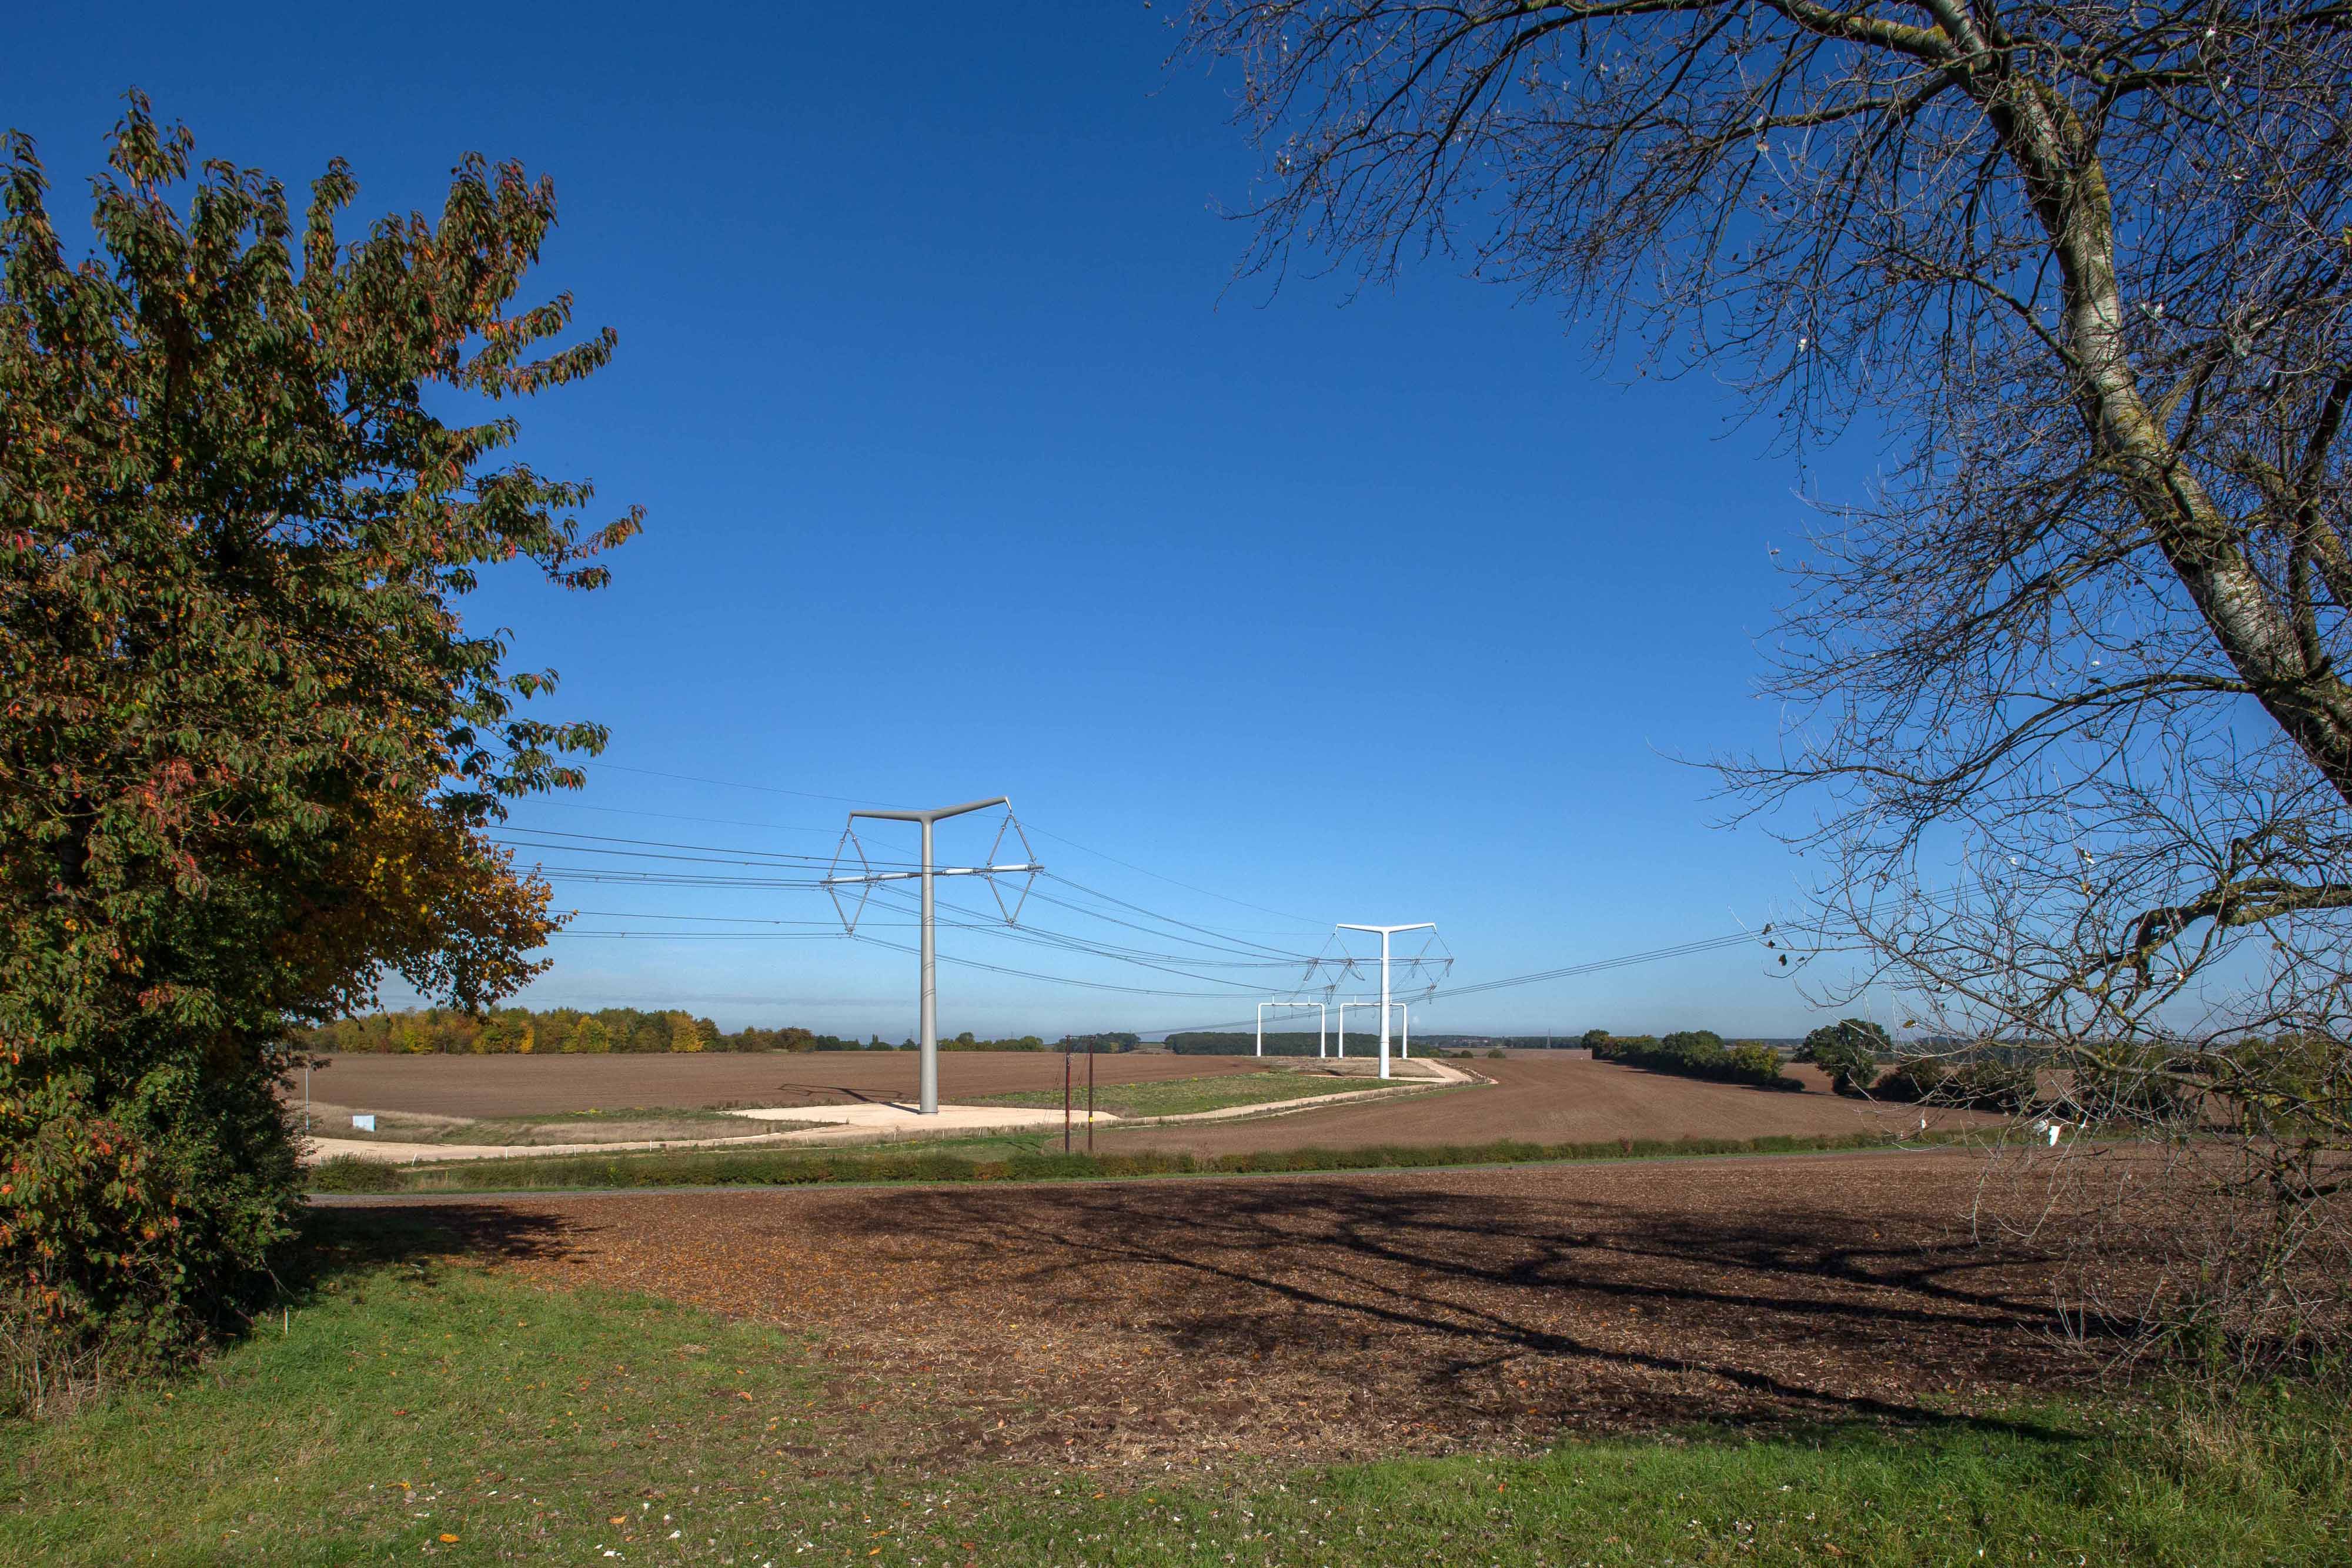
[343,1149,2088,1473]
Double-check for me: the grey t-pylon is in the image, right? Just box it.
[823,796,1041,1114]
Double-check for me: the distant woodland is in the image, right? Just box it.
[298,1009,1068,1055]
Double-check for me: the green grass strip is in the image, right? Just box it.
[308,1128,1981,1195]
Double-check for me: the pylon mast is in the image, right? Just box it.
[1335,922,1435,1080]
[824,797,1039,1115]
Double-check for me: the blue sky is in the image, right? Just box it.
[7,2,1888,1039]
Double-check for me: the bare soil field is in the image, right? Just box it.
[348,1150,2082,1473]
[1097,1057,1990,1155]
[296,1049,1269,1118]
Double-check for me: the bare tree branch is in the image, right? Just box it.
[1189,0,2352,1360]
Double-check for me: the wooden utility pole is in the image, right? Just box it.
[1087,1037,1096,1155]
[1063,1038,1073,1154]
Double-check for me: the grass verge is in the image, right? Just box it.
[3,1209,2343,1566]
[971,1069,1396,1118]
[306,1129,1982,1195]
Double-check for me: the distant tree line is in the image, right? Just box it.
[1585,1031,1796,1091]
[1167,1032,1328,1057]
[1062,1032,1142,1054]
[298,1009,1061,1055]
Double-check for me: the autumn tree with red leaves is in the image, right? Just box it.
[0,95,636,1394]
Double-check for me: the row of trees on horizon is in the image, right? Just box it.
[295,1008,1115,1056]
[312,1014,1876,1060]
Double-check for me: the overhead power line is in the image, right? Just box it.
[1021,824,1325,930]
[490,827,918,868]
[581,761,903,809]
[848,932,1268,999]
[1147,930,1766,1036]
[558,761,1323,937]
[508,763,1777,1024]
[514,800,843,835]
[1432,932,1757,999]
[862,884,1309,992]
[560,909,851,925]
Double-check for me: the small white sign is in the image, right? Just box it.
[351,1114,376,1132]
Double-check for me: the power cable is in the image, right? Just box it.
[1015,881,1327,964]
[1021,824,1325,928]
[848,933,1269,998]
[1036,873,1325,961]
[861,884,1314,991]
[534,868,834,888]
[559,909,870,926]
[558,931,845,940]
[514,800,844,835]
[1433,932,1757,999]
[567,761,1321,938]
[1144,930,1766,1036]
[490,827,917,868]
[580,761,903,809]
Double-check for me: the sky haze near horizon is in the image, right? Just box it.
[4,2,1909,1040]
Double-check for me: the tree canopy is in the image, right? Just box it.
[1,96,635,1368]
[1798,1019,1894,1095]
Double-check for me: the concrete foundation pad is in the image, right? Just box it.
[726,1102,1111,1134]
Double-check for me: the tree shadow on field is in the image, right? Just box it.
[828,1174,2097,1443]
[282,1203,578,1302]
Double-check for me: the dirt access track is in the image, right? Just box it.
[298,1049,1268,1119]
[338,1149,2084,1474]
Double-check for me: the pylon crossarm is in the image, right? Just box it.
[821,862,1041,886]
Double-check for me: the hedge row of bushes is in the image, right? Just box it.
[306,1126,1971,1195]
[1872,1047,2196,1121]
[1866,1056,2039,1112]
[1588,1030,1798,1091]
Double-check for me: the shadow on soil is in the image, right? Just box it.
[299,1178,2096,1453]
[281,1203,579,1298]
[828,1178,2094,1442]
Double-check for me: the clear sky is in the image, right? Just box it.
[6,2,1893,1041]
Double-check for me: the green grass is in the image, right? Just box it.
[4,1211,2344,1566]
[972,1069,1396,1118]
[306,1128,1982,1195]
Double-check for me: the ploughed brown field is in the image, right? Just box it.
[333,1151,2082,1472]
[1096,1057,1990,1154]
[300,1051,1987,1148]
[296,1049,1269,1118]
